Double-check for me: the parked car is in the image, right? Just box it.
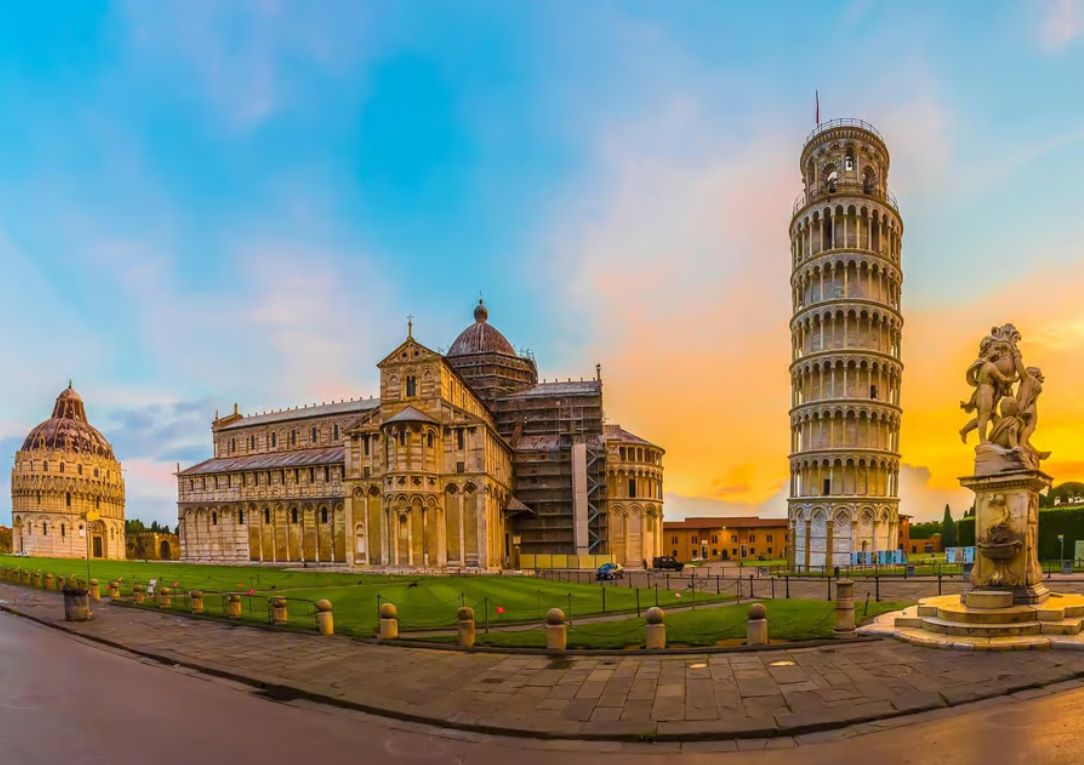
[596,562,625,581]
[652,555,684,572]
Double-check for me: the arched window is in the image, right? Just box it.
[93,467,99,478]
[321,507,328,524]
[66,492,72,507]
[61,524,66,538]
[271,432,278,448]
[399,429,406,447]
[406,376,417,397]
[212,512,218,525]
[95,497,100,509]
[42,522,48,535]
[230,438,236,454]
[333,424,339,441]
[43,461,49,472]
[264,508,271,523]
[845,146,855,172]
[427,431,434,448]
[311,426,318,443]
[290,430,297,447]
[77,464,83,475]
[291,508,298,524]
[60,462,65,473]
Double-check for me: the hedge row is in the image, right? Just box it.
[956,507,1084,559]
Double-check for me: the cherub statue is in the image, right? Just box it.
[1015,366,1051,461]
[960,326,1022,444]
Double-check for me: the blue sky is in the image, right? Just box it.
[2,1,1083,526]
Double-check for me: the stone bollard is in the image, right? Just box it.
[271,596,288,626]
[56,575,67,592]
[645,607,667,650]
[89,579,101,601]
[746,602,769,646]
[158,587,172,609]
[62,586,92,622]
[108,580,120,599]
[545,608,568,653]
[190,590,204,614]
[227,594,243,619]
[378,602,399,640]
[21,569,30,585]
[315,599,334,636]
[833,579,857,639]
[44,572,55,590]
[31,571,41,588]
[132,584,145,604]
[457,606,476,648]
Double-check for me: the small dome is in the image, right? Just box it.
[20,384,115,459]
[447,299,516,357]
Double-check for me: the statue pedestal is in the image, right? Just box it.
[961,463,1051,606]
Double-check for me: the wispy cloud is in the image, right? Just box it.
[117,0,379,129]
[1039,0,1082,52]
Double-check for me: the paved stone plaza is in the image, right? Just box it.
[5,584,1084,741]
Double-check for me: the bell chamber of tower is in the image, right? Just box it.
[786,118,904,570]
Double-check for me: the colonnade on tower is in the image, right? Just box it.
[787,119,904,569]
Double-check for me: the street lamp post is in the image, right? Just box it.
[1059,534,1067,575]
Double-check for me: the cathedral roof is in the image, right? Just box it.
[604,423,661,449]
[447,299,517,357]
[179,446,345,476]
[20,384,115,459]
[382,406,439,425]
[218,398,380,430]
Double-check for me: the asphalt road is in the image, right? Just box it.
[0,610,1079,765]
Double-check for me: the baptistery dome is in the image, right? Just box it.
[21,384,115,459]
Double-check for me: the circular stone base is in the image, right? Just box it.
[858,592,1084,651]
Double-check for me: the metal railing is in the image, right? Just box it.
[804,117,885,146]
[792,179,900,215]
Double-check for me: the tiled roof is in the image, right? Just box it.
[502,380,601,399]
[604,423,660,448]
[219,399,379,430]
[179,446,345,476]
[663,516,789,530]
[383,405,439,425]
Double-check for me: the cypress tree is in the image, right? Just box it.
[942,504,958,548]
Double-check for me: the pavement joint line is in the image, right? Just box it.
[5,588,1084,744]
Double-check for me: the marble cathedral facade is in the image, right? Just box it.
[177,302,664,571]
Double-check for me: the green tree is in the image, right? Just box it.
[942,504,958,548]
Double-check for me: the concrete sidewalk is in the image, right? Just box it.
[4,583,1084,742]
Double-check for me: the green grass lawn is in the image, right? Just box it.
[418,599,910,649]
[0,554,729,635]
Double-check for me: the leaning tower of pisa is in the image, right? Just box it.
[787,118,904,570]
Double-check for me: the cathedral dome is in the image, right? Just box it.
[20,384,115,459]
[447,299,517,357]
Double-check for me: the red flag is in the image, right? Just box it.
[815,90,820,126]
[495,605,505,615]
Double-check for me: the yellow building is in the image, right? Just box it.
[10,385,126,560]
[663,517,789,563]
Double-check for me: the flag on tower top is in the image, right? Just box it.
[815,90,820,126]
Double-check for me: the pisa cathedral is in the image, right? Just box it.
[177,301,664,571]
[10,385,127,560]
[787,119,904,568]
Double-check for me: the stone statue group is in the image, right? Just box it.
[960,323,1050,468]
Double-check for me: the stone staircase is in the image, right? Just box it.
[859,591,1084,651]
